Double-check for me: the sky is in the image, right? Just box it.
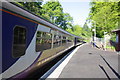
[44,0,91,27]
[61,1,91,27]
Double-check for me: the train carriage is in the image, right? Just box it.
[0,1,82,79]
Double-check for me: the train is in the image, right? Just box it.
[0,1,83,79]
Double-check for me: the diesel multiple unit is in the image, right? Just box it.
[0,1,83,79]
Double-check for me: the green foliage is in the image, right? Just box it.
[16,0,92,39]
[41,0,63,23]
[105,44,115,51]
[88,0,120,38]
[66,25,81,36]
[41,0,73,30]
[60,13,73,30]
[16,0,73,30]
[82,22,92,38]
[16,1,43,16]
[67,24,92,42]
[110,33,116,42]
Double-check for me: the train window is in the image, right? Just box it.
[36,31,52,52]
[53,35,61,48]
[13,26,26,58]
[68,36,74,42]
[62,36,66,45]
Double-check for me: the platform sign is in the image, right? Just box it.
[116,34,119,43]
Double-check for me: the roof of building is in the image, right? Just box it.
[112,29,120,33]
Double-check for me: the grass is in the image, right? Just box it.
[105,45,115,50]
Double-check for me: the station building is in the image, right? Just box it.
[113,29,120,52]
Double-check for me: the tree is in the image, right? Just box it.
[88,0,120,38]
[82,22,92,37]
[16,0,73,30]
[16,1,43,16]
[60,13,73,30]
[41,0,73,30]
[41,0,63,23]
[67,25,83,37]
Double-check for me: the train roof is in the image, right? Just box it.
[1,0,82,39]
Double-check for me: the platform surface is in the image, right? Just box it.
[58,43,119,78]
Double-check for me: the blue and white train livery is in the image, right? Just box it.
[0,1,82,79]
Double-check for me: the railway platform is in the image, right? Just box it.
[42,43,120,79]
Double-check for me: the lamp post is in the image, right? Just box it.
[104,32,107,50]
[92,20,96,47]
[92,29,96,47]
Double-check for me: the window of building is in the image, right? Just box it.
[13,26,26,58]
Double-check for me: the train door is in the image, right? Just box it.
[74,37,77,45]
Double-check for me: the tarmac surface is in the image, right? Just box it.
[58,43,120,79]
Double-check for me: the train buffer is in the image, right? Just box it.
[41,43,120,79]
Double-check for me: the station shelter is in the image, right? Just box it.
[113,29,120,52]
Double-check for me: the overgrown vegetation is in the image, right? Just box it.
[15,0,120,42]
[66,23,92,42]
[110,33,116,42]
[16,0,73,30]
[14,0,120,52]
[88,0,120,38]
[15,0,92,41]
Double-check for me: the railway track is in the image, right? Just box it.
[29,45,80,80]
